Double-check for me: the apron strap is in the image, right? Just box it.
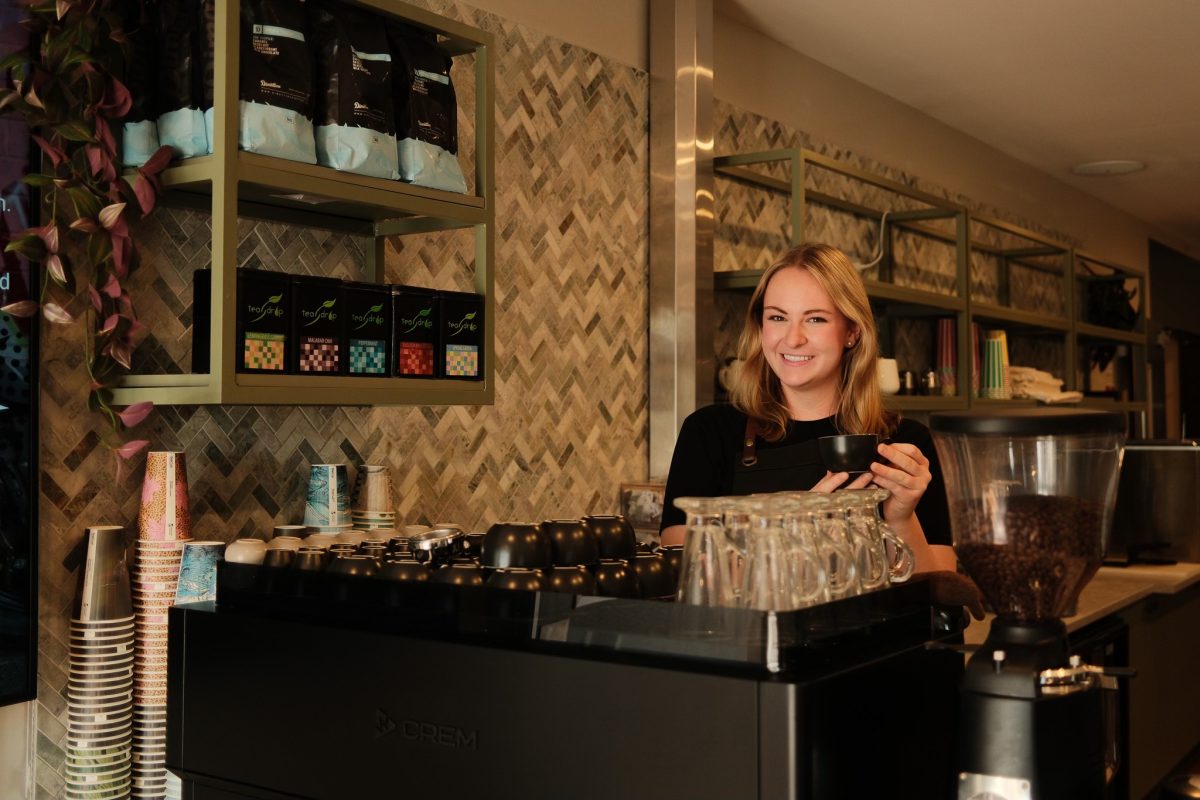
[741,416,759,467]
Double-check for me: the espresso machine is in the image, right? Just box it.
[931,409,1127,800]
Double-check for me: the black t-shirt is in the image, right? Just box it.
[659,404,953,546]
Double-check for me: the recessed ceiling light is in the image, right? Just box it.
[1070,159,1146,176]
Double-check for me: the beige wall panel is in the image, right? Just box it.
[470,0,648,70]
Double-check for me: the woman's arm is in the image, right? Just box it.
[660,524,686,547]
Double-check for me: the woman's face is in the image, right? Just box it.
[760,266,858,414]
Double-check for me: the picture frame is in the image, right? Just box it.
[619,481,666,537]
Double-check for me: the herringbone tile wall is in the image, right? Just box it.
[34,2,647,795]
[711,98,1081,386]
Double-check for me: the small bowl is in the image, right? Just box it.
[543,565,596,595]
[658,545,684,586]
[541,519,599,567]
[430,562,485,586]
[485,568,545,592]
[817,434,880,474]
[379,559,430,583]
[481,523,552,569]
[594,559,640,598]
[583,515,637,561]
[326,555,378,578]
[632,553,675,600]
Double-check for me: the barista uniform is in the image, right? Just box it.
[659,403,952,543]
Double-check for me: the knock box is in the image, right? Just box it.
[343,281,392,376]
[291,275,344,374]
[236,268,291,374]
[392,285,439,378]
[438,290,483,381]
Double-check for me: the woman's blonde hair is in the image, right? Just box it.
[730,242,897,442]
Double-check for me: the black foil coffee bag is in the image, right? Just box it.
[291,276,343,374]
[156,0,208,157]
[388,24,467,193]
[119,0,160,166]
[310,2,399,179]
[240,0,317,163]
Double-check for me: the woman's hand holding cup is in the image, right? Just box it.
[867,442,931,521]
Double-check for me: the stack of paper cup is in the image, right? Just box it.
[304,464,352,540]
[982,331,1012,399]
[936,318,957,397]
[352,464,397,531]
[65,525,134,800]
[133,451,193,798]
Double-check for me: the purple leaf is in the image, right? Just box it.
[88,284,102,311]
[102,272,121,298]
[38,223,59,253]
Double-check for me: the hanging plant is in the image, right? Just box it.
[0,0,174,468]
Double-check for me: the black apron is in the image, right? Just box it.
[730,417,828,495]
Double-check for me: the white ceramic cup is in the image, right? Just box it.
[877,358,900,395]
[224,539,267,565]
[303,533,338,550]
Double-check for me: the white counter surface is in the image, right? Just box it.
[964,561,1200,644]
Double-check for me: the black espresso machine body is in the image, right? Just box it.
[167,564,965,800]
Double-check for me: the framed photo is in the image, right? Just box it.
[620,482,666,537]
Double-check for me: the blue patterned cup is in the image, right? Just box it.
[304,464,350,527]
[174,541,224,604]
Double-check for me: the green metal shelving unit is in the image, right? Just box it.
[112,0,495,407]
[711,149,1152,419]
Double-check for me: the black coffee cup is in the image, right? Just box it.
[430,562,485,586]
[594,558,640,598]
[543,565,596,595]
[485,567,545,592]
[481,522,552,569]
[632,552,675,600]
[541,519,599,567]
[817,434,880,474]
[583,515,637,562]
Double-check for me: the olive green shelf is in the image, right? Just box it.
[711,149,1151,419]
[112,0,495,407]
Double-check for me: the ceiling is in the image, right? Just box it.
[717,0,1200,256]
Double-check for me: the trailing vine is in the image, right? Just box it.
[0,0,174,467]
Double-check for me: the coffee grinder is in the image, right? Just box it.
[930,409,1126,800]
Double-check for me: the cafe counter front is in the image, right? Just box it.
[166,565,967,800]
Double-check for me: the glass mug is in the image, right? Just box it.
[674,497,737,607]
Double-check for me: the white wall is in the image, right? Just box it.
[0,700,33,800]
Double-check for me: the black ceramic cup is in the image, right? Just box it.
[543,565,596,595]
[632,552,675,600]
[485,567,545,592]
[583,515,637,562]
[817,434,880,474]
[293,547,327,572]
[658,544,684,587]
[481,522,552,570]
[379,558,430,582]
[541,519,600,567]
[326,555,379,578]
[430,562,485,586]
[262,548,296,569]
[594,558,641,598]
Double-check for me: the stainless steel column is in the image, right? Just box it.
[649,0,715,480]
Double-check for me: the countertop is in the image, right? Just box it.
[964,561,1200,645]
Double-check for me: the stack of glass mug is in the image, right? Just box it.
[673,488,914,611]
